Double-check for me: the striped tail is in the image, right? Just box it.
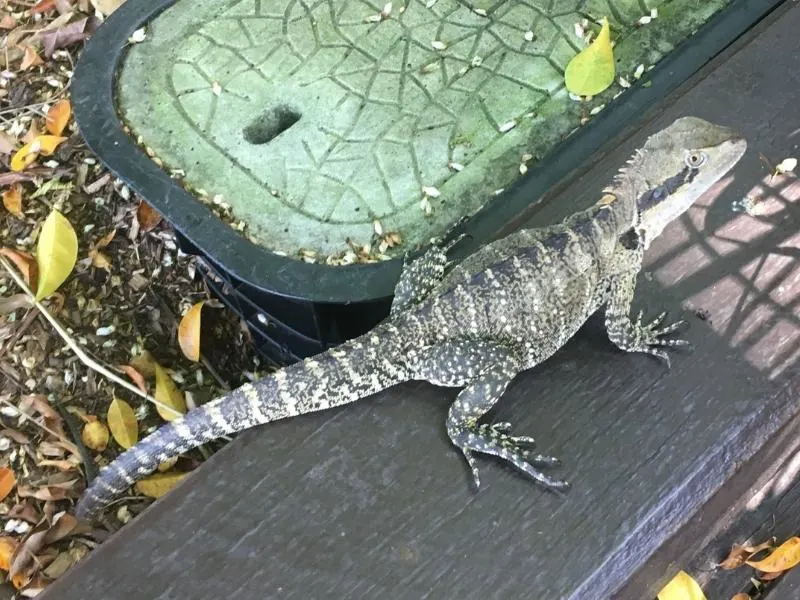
[76,325,411,519]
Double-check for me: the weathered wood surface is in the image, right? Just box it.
[46,4,798,599]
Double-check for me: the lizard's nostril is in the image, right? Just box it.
[243,105,301,145]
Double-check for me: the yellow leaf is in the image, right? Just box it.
[134,471,188,499]
[10,142,39,172]
[33,135,66,155]
[81,421,110,452]
[154,363,187,421]
[45,99,71,136]
[107,397,138,449]
[178,301,204,362]
[564,17,616,97]
[35,209,78,300]
[657,571,706,600]
[0,467,16,502]
[746,537,800,573]
[0,537,18,571]
[2,185,23,217]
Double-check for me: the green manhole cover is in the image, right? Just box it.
[119,0,730,262]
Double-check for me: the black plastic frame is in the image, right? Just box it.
[73,0,784,305]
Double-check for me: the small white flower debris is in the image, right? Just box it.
[373,219,383,236]
[448,161,464,172]
[129,28,147,44]
[364,13,382,23]
[420,197,434,216]
[470,55,483,68]
[633,64,646,79]
[589,103,605,115]
[618,76,631,88]
[499,120,517,133]
[493,188,505,196]
[775,157,797,174]
[651,8,658,18]
[96,325,116,337]
[568,92,582,102]
[426,0,437,7]
[574,21,585,39]
[524,30,534,42]
[521,153,533,162]
[636,15,653,26]
[422,185,441,198]
[431,40,447,51]
[519,163,528,175]
[381,2,392,18]
[473,8,487,16]
[212,81,222,96]
[420,62,439,74]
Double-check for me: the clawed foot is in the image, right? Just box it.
[633,310,691,367]
[451,422,569,492]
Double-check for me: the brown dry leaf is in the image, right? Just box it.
[178,301,205,362]
[0,429,31,445]
[2,184,23,217]
[37,458,79,471]
[16,481,77,501]
[45,99,71,136]
[746,537,800,573]
[91,0,127,16]
[89,248,111,270]
[9,530,46,580]
[136,199,162,232]
[0,248,38,291]
[81,421,109,452]
[0,537,18,571]
[0,468,17,502]
[720,540,775,570]
[759,570,784,581]
[18,395,65,439]
[39,16,95,57]
[107,397,138,449]
[119,365,148,395]
[129,350,157,378]
[43,513,82,544]
[134,472,188,499]
[154,364,187,421]
[730,594,750,600]
[0,15,16,29]
[94,228,116,249]
[22,122,41,146]
[20,46,44,70]
[0,294,32,315]
[0,131,15,155]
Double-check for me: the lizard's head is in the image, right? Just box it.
[624,116,746,248]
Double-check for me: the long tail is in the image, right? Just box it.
[76,325,410,519]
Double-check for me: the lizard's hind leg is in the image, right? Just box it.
[412,339,567,491]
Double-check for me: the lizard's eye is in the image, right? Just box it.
[685,151,707,168]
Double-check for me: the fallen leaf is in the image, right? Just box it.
[775,157,797,175]
[35,209,78,300]
[0,15,17,29]
[730,593,750,600]
[94,228,116,248]
[565,17,615,96]
[45,99,71,136]
[0,248,38,290]
[0,537,18,571]
[81,421,109,452]
[746,537,800,573]
[15,481,77,501]
[119,365,148,395]
[719,540,775,570]
[2,185,23,217]
[0,429,31,445]
[90,0,127,16]
[38,17,95,57]
[10,135,66,171]
[134,472,188,499]
[129,350,157,378]
[0,468,17,502]
[178,301,204,362]
[107,397,138,449]
[88,248,111,270]
[136,199,162,232]
[657,570,706,600]
[154,364,187,421]
[0,131,15,155]
[19,46,44,70]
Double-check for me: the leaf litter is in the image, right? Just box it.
[0,0,260,594]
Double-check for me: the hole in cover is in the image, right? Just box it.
[243,106,301,144]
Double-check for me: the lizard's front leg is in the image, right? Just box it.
[604,242,689,367]
[412,339,567,491]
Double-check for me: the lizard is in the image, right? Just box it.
[76,116,746,520]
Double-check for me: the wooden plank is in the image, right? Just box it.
[45,4,799,599]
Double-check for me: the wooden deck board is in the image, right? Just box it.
[44,4,799,599]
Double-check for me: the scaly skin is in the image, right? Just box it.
[76,117,746,520]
